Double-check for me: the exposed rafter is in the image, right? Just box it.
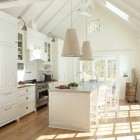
[0,0,50,9]
[34,0,56,23]
[39,0,70,31]
[49,0,85,35]
[19,5,32,18]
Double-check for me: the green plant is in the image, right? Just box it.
[68,82,78,87]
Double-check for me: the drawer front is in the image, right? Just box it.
[18,93,35,105]
[0,91,16,106]
[0,103,17,124]
[18,86,35,95]
[18,102,35,117]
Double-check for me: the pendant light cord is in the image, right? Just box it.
[71,0,72,28]
[86,16,87,41]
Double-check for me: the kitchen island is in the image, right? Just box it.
[49,81,103,131]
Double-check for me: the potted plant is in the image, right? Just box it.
[68,82,78,89]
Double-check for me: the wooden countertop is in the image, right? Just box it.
[17,84,35,88]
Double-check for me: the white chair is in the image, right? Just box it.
[90,85,107,128]
[106,83,120,116]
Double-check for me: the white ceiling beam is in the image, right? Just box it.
[50,0,84,34]
[34,0,56,23]
[19,5,32,17]
[39,0,70,31]
[40,0,84,33]
[0,0,50,9]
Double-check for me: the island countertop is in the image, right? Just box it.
[49,81,104,93]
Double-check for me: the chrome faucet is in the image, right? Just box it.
[76,72,84,82]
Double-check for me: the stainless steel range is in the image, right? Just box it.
[36,82,49,108]
[25,79,49,108]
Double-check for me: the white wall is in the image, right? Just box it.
[73,5,139,100]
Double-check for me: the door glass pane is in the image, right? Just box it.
[107,60,116,80]
[81,61,92,81]
[94,60,105,81]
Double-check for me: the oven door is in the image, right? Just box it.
[36,88,49,108]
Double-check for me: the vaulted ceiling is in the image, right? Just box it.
[1,0,140,39]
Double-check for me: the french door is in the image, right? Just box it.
[80,56,117,81]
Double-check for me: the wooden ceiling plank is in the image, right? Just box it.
[40,0,84,33]
[39,0,70,31]
[95,0,140,35]
[0,0,50,9]
[19,5,33,18]
[109,0,140,21]
[34,0,56,23]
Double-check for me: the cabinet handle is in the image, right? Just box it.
[26,97,28,99]
[26,89,28,92]
[5,107,12,111]
[26,107,28,109]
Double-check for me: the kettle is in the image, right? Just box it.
[43,73,53,81]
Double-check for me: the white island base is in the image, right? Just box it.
[49,91,91,131]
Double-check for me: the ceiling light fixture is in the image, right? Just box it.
[47,32,55,42]
[61,0,82,57]
[18,16,27,31]
[80,15,93,60]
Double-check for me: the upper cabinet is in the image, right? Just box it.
[18,33,24,62]
[17,32,24,70]
[0,11,18,46]
[0,11,18,90]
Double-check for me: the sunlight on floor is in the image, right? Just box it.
[119,105,130,110]
[36,135,56,140]
[115,122,130,134]
[55,133,76,139]
[36,103,140,140]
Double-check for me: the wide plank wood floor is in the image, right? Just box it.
[0,100,140,140]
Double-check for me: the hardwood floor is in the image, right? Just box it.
[0,101,140,140]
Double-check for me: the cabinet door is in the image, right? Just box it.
[0,45,17,90]
[0,45,8,90]
[7,47,17,88]
[0,103,17,126]
[0,19,17,45]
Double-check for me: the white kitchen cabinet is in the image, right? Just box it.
[0,44,17,91]
[0,11,18,45]
[18,86,36,118]
[49,82,59,89]
[0,11,18,127]
[17,32,25,70]
[0,90,17,127]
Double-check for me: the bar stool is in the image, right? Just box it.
[90,85,107,128]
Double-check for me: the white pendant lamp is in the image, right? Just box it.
[62,0,82,57]
[80,16,93,60]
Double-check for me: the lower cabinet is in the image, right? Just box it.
[18,86,36,118]
[0,90,17,127]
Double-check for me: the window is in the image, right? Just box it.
[80,57,117,81]
[88,19,100,32]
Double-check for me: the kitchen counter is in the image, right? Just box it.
[49,81,104,93]
[17,84,35,88]
[49,81,104,131]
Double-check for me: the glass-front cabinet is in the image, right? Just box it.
[17,32,24,70]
